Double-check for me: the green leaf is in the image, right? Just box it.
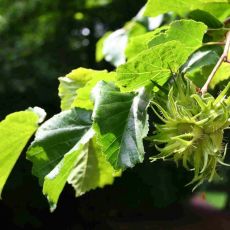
[96,32,112,62]
[144,0,230,19]
[92,81,151,169]
[28,108,119,210]
[144,0,196,17]
[186,66,213,88]
[181,46,220,73]
[58,68,113,110]
[210,62,230,88]
[74,72,116,110]
[148,20,207,54]
[125,26,169,60]
[43,128,95,211]
[58,78,79,111]
[188,10,223,28]
[67,134,118,197]
[0,108,44,197]
[117,41,192,92]
[202,2,230,21]
[26,108,92,184]
[58,68,96,110]
[118,20,207,92]
[43,127,118,210]
[182,45,223,87]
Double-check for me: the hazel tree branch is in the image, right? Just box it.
[201,31,230,95]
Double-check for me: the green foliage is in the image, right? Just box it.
[125,26,168,60]
[26,107,119,209]
[144,0,230,19]
[0,0,230,211]
[181,46,220,74]
[117,41,192,91]
[59,68,116,110]
[66,135,118,196]
[26,108,92,185]
[210,62,230,88]
[148,20,207,52]
[0,107,45,196]
[43,129,118,210]
[125,20,207,61]
[92,81,151,169]
[188,10,223,28]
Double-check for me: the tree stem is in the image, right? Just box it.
[203,41,225,46]
[201,31,230,95]
[224,17,230,26]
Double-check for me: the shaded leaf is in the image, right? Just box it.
[92,81,151,169]
[182,45,223,87]
[26,108,92,184]
[181,45,220,73]
[43,128,95,210]
[43,126,118,210]
[188,9,223,28]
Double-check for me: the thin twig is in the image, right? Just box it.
[203,41,225,46]
[208,28,230,31]
[201,31,230,95]
[224,17,230,26]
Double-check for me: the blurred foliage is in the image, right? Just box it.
[0,0,145,119]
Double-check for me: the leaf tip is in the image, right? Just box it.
[28,106,46,124]
[46,195,57,213]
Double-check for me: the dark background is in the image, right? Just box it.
[0,1,230,229]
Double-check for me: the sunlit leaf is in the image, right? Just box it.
[144,0,230,19]
[125,26,168,60]
[148,20,207,54]
[59,68,113,110]
[210,62,230,88]
[0,108,45,197]
[117,41,191,92]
